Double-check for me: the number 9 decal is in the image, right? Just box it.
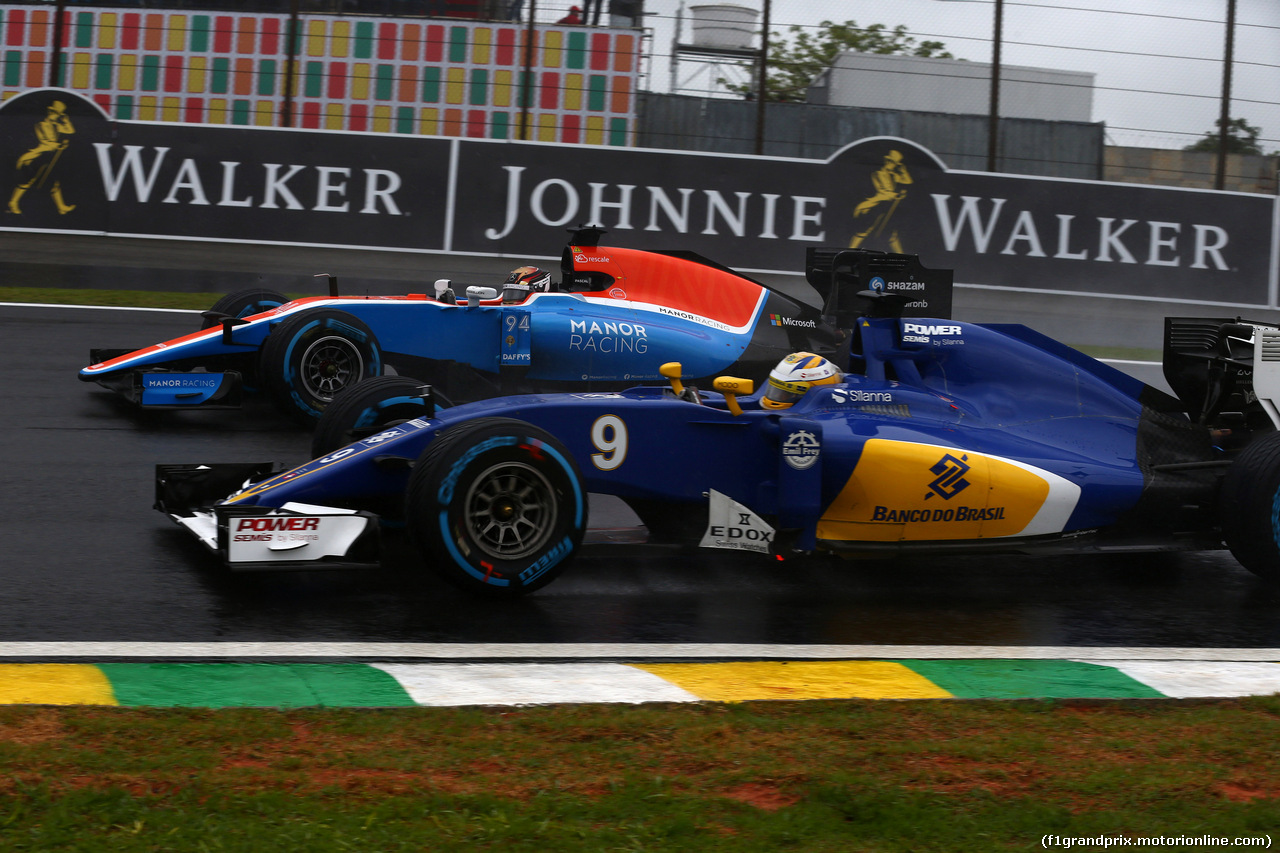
[590,415,628,471]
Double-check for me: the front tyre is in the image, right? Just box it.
[311,375,453,458]
[201,288,288,329]
[260,309,382,423]
[1218,431,1280,581]
[202,288,290,390]
[405,418,587,597]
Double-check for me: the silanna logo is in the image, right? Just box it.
[926,453,971,500]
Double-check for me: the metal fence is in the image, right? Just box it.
[2,0,1275,187]
[654,0,1277,189]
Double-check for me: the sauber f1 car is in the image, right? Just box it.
[154,247,1280,596]
[82,228,912,423]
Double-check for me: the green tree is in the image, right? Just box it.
[723,20,954,103]
[1184,117,1267,155]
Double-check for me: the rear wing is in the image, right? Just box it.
[1164,317,1280,430]
[806,248,953,326]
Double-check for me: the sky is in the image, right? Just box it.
[623,0,1280,152]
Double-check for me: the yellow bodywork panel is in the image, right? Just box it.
[817,438,1053,542]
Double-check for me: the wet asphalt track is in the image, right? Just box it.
[3,230,1280,652]
[4,298,1280,651]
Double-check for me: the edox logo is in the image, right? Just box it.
[927,453,970,499]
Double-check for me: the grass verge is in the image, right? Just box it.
[0,287,223,312]
[1,699,1277,851]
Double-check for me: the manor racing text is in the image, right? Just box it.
[569,319,648,353]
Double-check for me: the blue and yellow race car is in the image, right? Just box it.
[154,247,1280,595]
[84,228,950,423]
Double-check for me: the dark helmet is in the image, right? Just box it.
[502,265,552,304]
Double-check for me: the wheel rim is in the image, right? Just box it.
[299,335,364,402]
[463,461,557,561]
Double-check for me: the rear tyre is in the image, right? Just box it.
[1218,431,1280,581]
[260,309,382,423]
[405,418,587,597]
[311,375,453,458]
[201,288,288,329]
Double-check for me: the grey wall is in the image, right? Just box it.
[636,93,1104,180]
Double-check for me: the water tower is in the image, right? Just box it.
[670,3,761,98]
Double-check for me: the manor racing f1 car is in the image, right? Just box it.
[154,247,1280,595]
[84,228,937,423]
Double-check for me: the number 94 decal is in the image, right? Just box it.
[590,415,628,471]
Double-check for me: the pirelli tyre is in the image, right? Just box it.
[311,375,452,459]
[1218,432,1280,582]
[260,309,382,423]
[200,288,288,329]
[405,418,587,597]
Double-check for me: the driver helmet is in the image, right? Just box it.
[762,352,841,410]
[502,265,552,304]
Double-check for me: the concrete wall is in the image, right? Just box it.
[637,93,1280,197]
[1105,147,1279,195]
[808,52,1094,124]
[637,93,1104,180]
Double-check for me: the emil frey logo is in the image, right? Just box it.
[927,453,971,500]
[782,430,820,470]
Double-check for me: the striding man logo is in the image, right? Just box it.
[8,99,77,216]
[849,149,912,252]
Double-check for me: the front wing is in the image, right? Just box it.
[156,464,380,570]
[87,359,244,410]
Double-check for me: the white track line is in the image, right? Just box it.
[0,643,1274,661]
[2,302,198,314]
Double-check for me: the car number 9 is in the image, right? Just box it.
[590,415,627,471]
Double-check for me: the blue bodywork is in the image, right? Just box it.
[83,237,885,420]
[180,313,1208,558]
[156,248,1280,593]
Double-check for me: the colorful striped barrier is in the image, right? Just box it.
[1,659,1278,708]
[0,4,638,143]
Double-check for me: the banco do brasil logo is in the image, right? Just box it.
[927,453,970,500]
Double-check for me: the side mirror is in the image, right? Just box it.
[713,376,753,416]
[434,279,456,304]
[660,362,686,397]
[313,273,339,298]
[465,286,499,302]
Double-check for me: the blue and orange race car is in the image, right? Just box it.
[154,246,1280,595]
[81,228,949,423]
